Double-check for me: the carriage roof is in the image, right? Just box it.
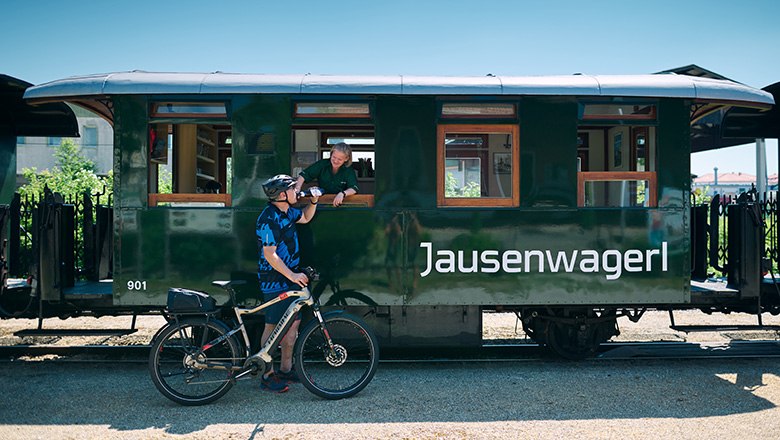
[24,71,774,107]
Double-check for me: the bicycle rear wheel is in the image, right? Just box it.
[294,312,379,399]
[149,318,241,406]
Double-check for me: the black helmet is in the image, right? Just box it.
[262,174,296,200]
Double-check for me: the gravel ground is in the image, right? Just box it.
[2,357,780,439]
[2,311,780,439]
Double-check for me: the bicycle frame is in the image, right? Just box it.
[234,287,314,364]
[190,283,335,377]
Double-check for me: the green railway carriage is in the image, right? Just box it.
[14,71,778,357]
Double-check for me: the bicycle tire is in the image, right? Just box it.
[294,311,379,400]
[149,317,241,406]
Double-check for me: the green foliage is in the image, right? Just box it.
[19,139,112,199]
[445,172,481,198]
[692,187,712,206]
[158,167,173,194]
[15,139,113,278]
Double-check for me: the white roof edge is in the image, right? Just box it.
[23,71,775,106]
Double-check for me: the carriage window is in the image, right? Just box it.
[577,114,657,207]
[294,103,370,118]
[151,102,227,118]
[292,128,375,207]
[581,177,656,207]
[441,103,516,118]
[581,104,656,120]
[437,124,519,207]
[147,123,233,207]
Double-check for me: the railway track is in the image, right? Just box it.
[2,340,780,363]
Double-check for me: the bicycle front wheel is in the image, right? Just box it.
[149,318,241,406]
[294,312,379,399]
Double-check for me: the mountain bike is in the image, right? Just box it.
[148,267,379,405]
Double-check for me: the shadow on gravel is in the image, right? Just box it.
[0,359,778,435]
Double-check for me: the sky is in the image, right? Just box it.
[2,0,778,176]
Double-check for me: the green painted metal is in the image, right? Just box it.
[231,95,293,207]
[0,133,16,205]
[112,94,692,307]
[114,96,149,209]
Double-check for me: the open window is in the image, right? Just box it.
[292,102,374,207]
[577,103,657,207]
[437,124,519,207]
[147,102,232,207]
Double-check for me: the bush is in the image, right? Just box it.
[18,139,112,199]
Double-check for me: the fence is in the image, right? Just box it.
[7,187,113,283]
[698,190,779,278]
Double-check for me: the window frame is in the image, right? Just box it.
[82,125,98,148]
[294,102,371,119]
[579,102,657,121]
[146,121,233,208]
[440,103,517,119]
[437,124,520,207]
[577,171,657,208]
[292,126,376,208]
[150,102,228,119]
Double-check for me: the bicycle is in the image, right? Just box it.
[148,267,380,405]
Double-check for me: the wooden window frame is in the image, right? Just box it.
[150,102,227,119]
[577,171,657,207]
[581,104,657,121]
[294,103,371,119]
[440,103,517,118]
[149,193,232,207]
[315,194,374,208]
[437,124,520,207]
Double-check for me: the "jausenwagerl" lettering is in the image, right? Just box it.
[419,241,668,281]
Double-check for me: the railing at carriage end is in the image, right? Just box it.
[692,189,779,281]
[7,188,113,284]
[0,204,9,291]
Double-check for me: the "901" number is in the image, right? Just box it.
[127,280,147,291]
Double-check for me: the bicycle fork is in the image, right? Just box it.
[311,303,340,359]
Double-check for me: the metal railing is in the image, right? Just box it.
[8,186,113,282]
[695,189,778,278]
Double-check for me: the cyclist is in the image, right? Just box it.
[256,174,321,393]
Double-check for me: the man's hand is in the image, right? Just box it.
[309,187,322,205]
[290,272,309,288]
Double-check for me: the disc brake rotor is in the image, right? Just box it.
[325,344,348,367]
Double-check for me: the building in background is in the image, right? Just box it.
[693,167,759,197]
[15,104,113,185]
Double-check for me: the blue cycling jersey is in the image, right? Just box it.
[256,203,302,293]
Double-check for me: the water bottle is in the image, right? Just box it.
[297,187,322,198]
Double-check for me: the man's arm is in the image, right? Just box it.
[298,190,321,224]
[263,245,308,288]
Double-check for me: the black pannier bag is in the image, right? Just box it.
[167,288,217,313]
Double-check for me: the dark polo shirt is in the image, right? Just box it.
[299,159,359,194]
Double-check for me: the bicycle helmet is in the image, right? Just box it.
[262,174,296,201]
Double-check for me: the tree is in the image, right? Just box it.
[445,172,481,198]
[15,139,113,278]
[18,138,112,199]
[158,167,173,194]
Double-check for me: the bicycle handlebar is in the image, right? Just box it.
[301,266,319,281]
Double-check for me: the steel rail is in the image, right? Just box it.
[2,340,780,363]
